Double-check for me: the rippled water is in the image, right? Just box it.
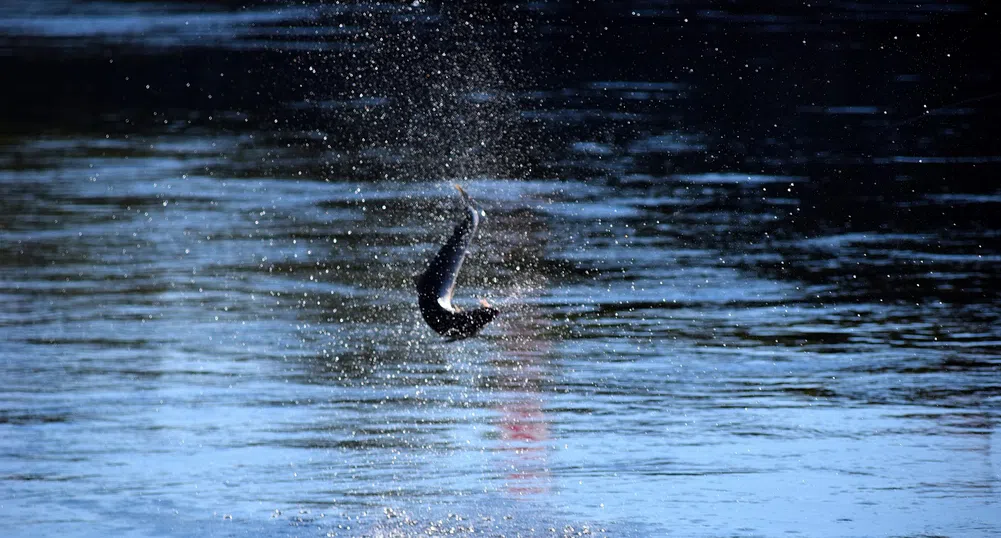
[1,1,999,537]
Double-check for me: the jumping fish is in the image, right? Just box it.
[415,185,499,339]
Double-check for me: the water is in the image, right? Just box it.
[1,1,999,537]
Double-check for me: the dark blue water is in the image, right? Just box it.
[1,1,999,537]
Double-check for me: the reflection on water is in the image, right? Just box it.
[1,1,999,537]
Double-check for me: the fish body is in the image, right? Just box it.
[416,186,499,339]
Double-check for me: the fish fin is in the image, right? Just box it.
[454,184,473,205]
[454,184,486,217]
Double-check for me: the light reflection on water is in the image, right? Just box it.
[2,1,1000,537]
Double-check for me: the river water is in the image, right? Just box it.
[1,1,999,537]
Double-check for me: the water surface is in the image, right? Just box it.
[1,1,999,537]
